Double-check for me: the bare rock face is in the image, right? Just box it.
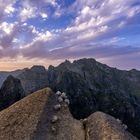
[0,75,25,111]
[32,90,85,140]
[85,112,138,140]
[0,88,85,140]
[0,88,52,140]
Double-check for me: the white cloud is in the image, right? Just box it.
[44,0,57,7]
[20,7,37,22]
[4,4,15,14]
[12,38,19,43]
[35,31,52,41]
[81,6,91,15]
[54,10,62,17]
[40,12,48,19]
[17,0,60,22]
[23,23,27,26]
[0,22,15,34]
[127,6,140,17]
[0,0,16,19]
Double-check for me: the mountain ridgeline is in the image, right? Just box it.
[0,58,140,139]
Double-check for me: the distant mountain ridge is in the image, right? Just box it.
[0,58,140,138]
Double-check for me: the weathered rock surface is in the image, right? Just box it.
[0,75,25,111]
[0,88,85,140]
[85,112,138,140]
[0,88,51,140]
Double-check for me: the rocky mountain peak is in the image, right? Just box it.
[30,65,46,73]
[57,60,71,69]
[73,58,96,64]
[48,65,55,71]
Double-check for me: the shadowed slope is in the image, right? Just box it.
[0,75,25,111]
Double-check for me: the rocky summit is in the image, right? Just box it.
[0,88,137,140]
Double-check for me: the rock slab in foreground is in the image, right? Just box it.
[85,112,138,140]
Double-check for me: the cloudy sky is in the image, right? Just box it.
[0,0,140,71]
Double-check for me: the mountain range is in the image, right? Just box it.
[0,58,140,139]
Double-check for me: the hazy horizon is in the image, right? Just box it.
[0,0,140,71]
[0,57,140,72]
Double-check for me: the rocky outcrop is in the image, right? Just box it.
[0,88,85,140]
[32,90,85,140]
[0,88,138,140]
[0,75,25,111]
[85,112,138,140]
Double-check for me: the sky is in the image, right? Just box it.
[0,0,140,71]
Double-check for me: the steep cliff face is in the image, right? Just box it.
[0,75,25,111]
[0,88,137,140]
